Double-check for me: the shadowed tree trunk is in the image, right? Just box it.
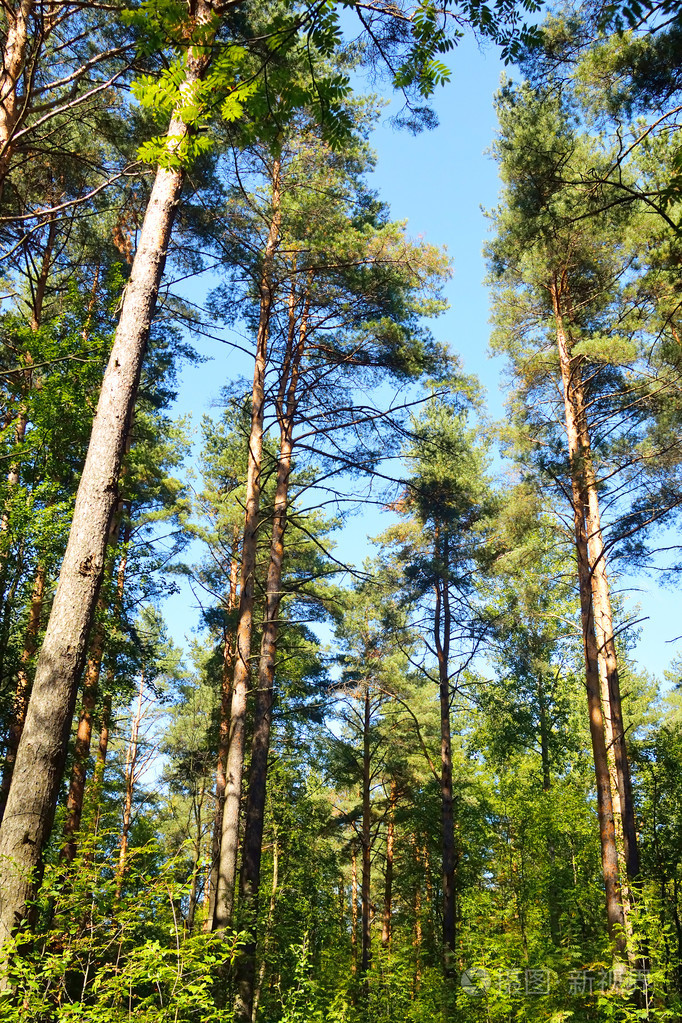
[213,153,282,932]
[0,3,221,949]
[351,841,358,975]
[0,561,45,822]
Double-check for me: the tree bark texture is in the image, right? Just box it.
[213,155,282,932]
[0,5,219,947]
[351,842,358,975]
[553,281,626,950]
[0,0,35,186]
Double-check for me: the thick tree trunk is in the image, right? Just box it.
[553,282,626,950]
[234,278,305,1022]
[0,561,45,821]
[381,779,396,950]
[213,155,282,932]
[0,7,219,948]
[0,0,35,186]
[575,406,640,885]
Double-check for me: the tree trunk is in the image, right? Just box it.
[252,832,278,1023]
[381,779,396,950]
[361,685,372,982]
[433,531,456,974]
[0,561,45,822]
[115,672,144,900]
[234,276,305,1021]
[213,154,282,932]
[206,542,239,930]
[574,390,640,885]
[62,494,126,862]
[61,618,105,864]
[553,281,626,951]
[351,842,358,975]
[0,0,35,187]
[0,5,219,949]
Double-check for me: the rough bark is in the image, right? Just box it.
[234,277,306,1022]
[0,0,35,185]
[213,154,282,932]
[0,6,219,948]
[576,401,640,885]
[553,281,626,950]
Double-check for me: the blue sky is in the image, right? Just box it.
[164,35,682,686]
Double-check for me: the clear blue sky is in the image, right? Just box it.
[165,35,681,685]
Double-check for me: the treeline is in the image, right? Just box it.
[1,1,682,1022]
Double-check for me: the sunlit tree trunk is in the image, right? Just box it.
[206,541,239,930]
[213,154,282,932]
[0,4,220,948]
[553,280,626,951]
[234,278,307,1021]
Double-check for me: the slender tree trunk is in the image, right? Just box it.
[61,619,105,864]
[252,833,278,1023]
[187,778,206,934]
[115,672,144,900]
[0,561,45,822]
[234,278,306,1021]
[0,6,220,948]
[433,531,456,974]
[361,685,372,983]
[62,494,125,863]
[206,544,239,930]
[0,216,55,611]
[381,779,396,950]
[553,281,626,951]
[351,842,358,975]
[213,154,282,932]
